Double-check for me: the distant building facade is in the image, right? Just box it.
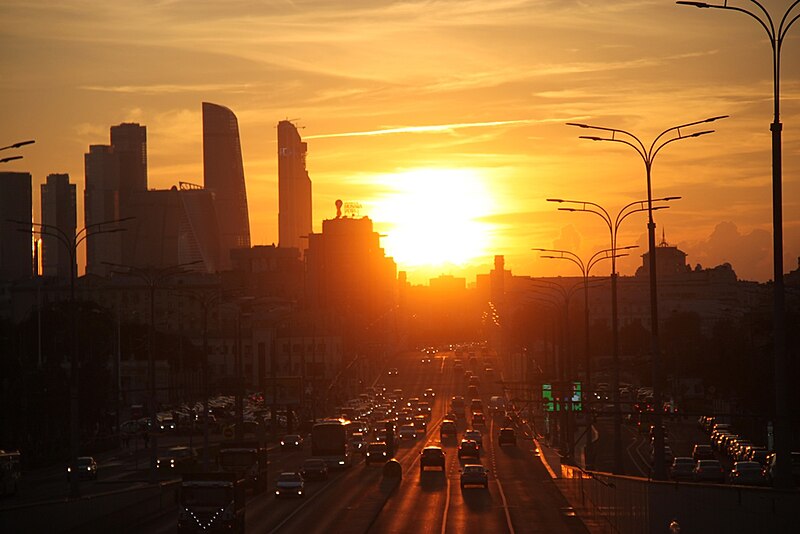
[110,123,147,193]
[203,102,251,269]
[0,172,32,281]
[277,120,312,252]
[41,173,76,280]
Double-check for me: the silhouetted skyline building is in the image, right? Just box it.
[0,172,32,282]
[41,173,76,280]
[203,102,251,270]
[110,122,147,193]
[278,120,312,253]
[84,144,122,277]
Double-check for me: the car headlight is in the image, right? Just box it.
[280,441,285,445]
[87,467,92,471]
[338,461,345,465]
[67,467,72,473]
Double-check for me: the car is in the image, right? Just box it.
[417,402,432,418]
[420,446,446,472]
[728,461,768,486]
[388,368,399,376]
[763,451,800,485]
[460,464,489,489]
[275,471,304,498]
[366,442,389,465]
[498,427,516,446]
[692,444,714,461]
[300,458,329,481]
[458,439,481,460]
[423,388,436,399]
[67,456,97,481]
[469,399,483,413]
[693,459,725,483]
[440,420,457,441]
[159,415,176,432]
[280,434,304,450]
[669,457,695,481]
[472,412,486,428]
[399,424,417,440]
[464,429,483,448]
[156,446,197,473]
[351,432,366,453]
[413,415,428,433]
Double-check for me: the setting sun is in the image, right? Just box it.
[368,168,496,269]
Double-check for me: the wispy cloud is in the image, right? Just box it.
[306,118,578,139]
[80,83,258,94]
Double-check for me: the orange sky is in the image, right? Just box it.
[1,1,798,284]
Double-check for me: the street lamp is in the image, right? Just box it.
[566,117,723,480]
[0,139,35,163]
[533,245,637,468]
[546,197,678,474]
[9,216,129,498]
[676,0,799,491]
[107,261,201,483]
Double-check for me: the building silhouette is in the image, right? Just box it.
[203,102,251,270]
[0,172,32,281]
[41,173,76,280]
[110,123,147,193]
[277,120,312,253]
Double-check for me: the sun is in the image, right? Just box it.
[368,168,496,268]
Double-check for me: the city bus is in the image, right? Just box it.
[311,419,355,468]
[0,450,21,496]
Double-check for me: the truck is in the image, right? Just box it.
[178,473,245,534]
[218,441,268,493]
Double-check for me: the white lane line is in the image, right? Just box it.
[267,474,339,534]
[440,466,451,534]
[495,477,515,534]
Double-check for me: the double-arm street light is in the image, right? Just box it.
[9,217,129,497]
[0,139,35,163]
[566,116,725,480]
[533,245,638,468]
[677,0,799,490]
[108,261,201,483]
[547,197,679,475]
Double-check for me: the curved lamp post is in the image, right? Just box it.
[533,245,637,468]
[0,139,35,163]
[547,197,679,475]
[677,0,799,490]
[565,117,724,480]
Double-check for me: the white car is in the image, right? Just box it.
[275,472,304,498]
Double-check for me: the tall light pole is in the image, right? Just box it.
[546,197,678,474]
[108,261,200,483]
[0,139,35,163]
[566,116,724,480]
[677,0,799,490]
[532,245,637,468]
[11,217,128,497]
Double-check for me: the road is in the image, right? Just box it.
[136,349,589,533]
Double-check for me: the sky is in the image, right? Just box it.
[1,0,798,284]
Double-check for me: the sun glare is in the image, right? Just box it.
[369,168,496,268]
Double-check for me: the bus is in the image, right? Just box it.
[311,419,355,468]
[0,450,21,496]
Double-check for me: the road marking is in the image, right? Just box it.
[267,474,339,534]
[495,477,515,534]
[440,466,451,534]
[533,438,559,479]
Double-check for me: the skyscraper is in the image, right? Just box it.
[41,173,76,280]
[84,144,121,276]
[0,172,32,281]
[110,122,147,193]
[277,120,312,252]
[203,102,251,270]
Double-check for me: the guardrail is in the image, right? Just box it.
[0,480,179,533]
[559,463,798,533]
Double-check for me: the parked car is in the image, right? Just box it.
[460,464,489,489]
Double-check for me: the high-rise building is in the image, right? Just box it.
[277,120,312,252]
[110,123,147,193]
[84,144,122,277]
[41,173,76,280]
[202,102,251,270]
[0,172,32,281]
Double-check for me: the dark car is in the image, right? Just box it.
[693,459,725,483]
[460,464,489,489]
[420,446,446,473]
[67,456,97,481]
[458,439,480,460]
[280,434,304,451]
[498,427,516,446]
[669,457,695,481]
[366,442,389,465]
[440,420,457,441]
[728,461,767,486]
[692,444,714,461]
[156,446,197,473]
[300,458,329,481]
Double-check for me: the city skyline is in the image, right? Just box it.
[1,1,798,284]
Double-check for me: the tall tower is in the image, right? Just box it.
[203,102,251,270]
[0,171,32,281]
[84,144,121,276]
[41,173,76,280]
[277,120,312,252]
[110,123,147,193]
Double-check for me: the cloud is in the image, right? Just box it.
[80,83,258,94]
[680,221,772,282]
